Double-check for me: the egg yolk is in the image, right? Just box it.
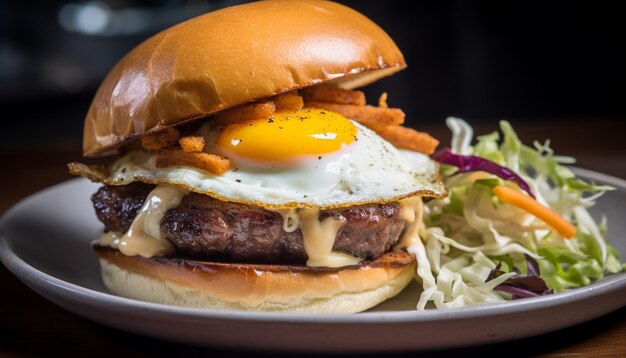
[216,108,357,163]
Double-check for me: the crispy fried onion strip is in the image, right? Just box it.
[213,92,303,126]
[214,100,276,125]
[134,85,438,174]
[367,124,439,155]
[304,102,405,126]
[302,87,439,155]
[304,101,438,154]
[139,127,228,174]
[140,127,180,151]
[178,135,205,153]
[378,92,388,108]
[156,148,230,175]
[274,91,304,111]
[301,84,366,106]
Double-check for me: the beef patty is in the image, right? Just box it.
[92,183,408,263]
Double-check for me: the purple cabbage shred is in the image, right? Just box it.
[487,255,553,300]
[433,148,535,198]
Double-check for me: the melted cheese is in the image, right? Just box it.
[274,208,300,233]
[319,251,364,267]
[272,208,362,268]
[98,231,121,247]
[273,198,425,268]
[398,198,417,222]
[97,185,423,267]
[299,208,350,267]
[97,185,188,258]
[395,197,424,250]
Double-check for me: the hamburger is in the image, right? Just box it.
[69,0,446,313]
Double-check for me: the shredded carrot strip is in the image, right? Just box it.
[493,185,577,239]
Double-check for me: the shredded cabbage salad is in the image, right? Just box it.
[410,118,624,310]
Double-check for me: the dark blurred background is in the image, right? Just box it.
[1,0,625,145]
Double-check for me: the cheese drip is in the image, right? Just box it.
[97,184,188,258]
[395,196,424,250]
[97,187,422,266]
[273,198,424,268]
[273,208,361,268]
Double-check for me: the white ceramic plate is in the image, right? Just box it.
[1,168,625,352]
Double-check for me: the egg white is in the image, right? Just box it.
[106,121,446,209]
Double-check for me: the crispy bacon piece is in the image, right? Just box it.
[140,127,180,151]
[156,148,230,175]
[301,84,366,106]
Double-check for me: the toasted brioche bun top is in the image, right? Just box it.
[83,0,406,156]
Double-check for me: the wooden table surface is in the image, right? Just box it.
[1,118,625,357]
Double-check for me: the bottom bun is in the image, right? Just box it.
[94,246,416,313]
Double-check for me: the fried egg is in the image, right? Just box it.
[105,108,446,209]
